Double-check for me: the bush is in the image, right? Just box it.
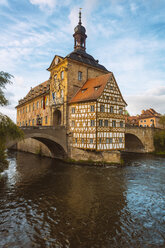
[154,130,165,153]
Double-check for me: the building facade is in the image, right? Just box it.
[16,10,127,157]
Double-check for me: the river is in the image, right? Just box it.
[0,151,165,248]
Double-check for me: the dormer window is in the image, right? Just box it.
[94,85,101,91]
[81,88,87,93]
[78,71,82,81]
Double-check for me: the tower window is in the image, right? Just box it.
[119,138,123,143]
[82,138,84,144]
[72,121,75,127]
[78,71,82,81]
[99,138,102,144]
[90,138,93,144]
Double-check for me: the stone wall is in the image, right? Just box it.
[70,147,121,164]
[17,138,52,157]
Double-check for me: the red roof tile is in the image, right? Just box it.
[70,73,111,103]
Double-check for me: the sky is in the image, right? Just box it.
[0,0,165,121]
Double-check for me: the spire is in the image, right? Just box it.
[79,8,82,25]
[73,9,87,51]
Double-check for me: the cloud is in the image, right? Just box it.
[0,0,8,6]
[125,86,165,115]
[29,0,57,10]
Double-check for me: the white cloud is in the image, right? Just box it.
[125,86,165,115]
[29,0,57,9]
[0,0,8,6]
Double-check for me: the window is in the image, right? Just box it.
[141,120,143,123]
[61,89,64,98]
[33,103,35,111]
[119,138,122,143]
[90,105,95,112]
[29,120,31,126]
[72,107,75,114]
[41,99,43,108]
[61,71,64,80]
[99,119,103,127]
[78,71,82,81]
[82,138,84,144]
[112,120,116,127]
[119,108,123,114]
[90,138,93,144]
[100,105,104,112]
[72,121,75,127]
[32,119,34,126]
[81,88,87,93]
[115,97,117,102]
[75,138,77,143]
[37,101,39,109]
[106,138,109,144]
[45,116,48,124]
[120,121,123,127]
[144,120,146,123]
[110,86,113,90]
[26,121,27,126]
[23,108,24,114]
[29,105,31,112]
[99,138,102,144]
[150,119,154,122]
[110,106,114,113]
[40,117,43,125]
[104,120,108,127]
[94,86,100,91]
[110,138,113,144]
[91,120,95,126]
[54,74,57,81]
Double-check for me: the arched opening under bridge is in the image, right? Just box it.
[125,133,145,153]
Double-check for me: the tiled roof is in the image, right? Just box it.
[66,49,108,71]
[140,108,161,119]
[17,80,50,107]
[70,73,112,103]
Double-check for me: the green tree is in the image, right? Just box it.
[159,115,165,129]
[0,71,23,173]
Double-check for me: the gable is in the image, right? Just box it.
[98,74,127,106]
[47,55,64,71]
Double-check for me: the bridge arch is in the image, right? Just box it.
[125,133,145,153]
[7,127,67,159]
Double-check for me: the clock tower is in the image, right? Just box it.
[73,9,87,51]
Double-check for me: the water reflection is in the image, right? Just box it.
[0,151,165,247]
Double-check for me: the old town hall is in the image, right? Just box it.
[16,11,127,161]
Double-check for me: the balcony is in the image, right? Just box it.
[50,97,64,107]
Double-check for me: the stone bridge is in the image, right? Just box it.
[7,125,157,158]
[7,126,68,159]
[125,125,155,153]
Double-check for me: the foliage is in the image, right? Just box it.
[158,115,165,129]
[0,71,13,106]
[0,72,24,174]
[125,110,130,116]
[154,130,165,154]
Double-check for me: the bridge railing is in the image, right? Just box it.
[20,125,66,130]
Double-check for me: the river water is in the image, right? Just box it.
[0,151,165,248]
